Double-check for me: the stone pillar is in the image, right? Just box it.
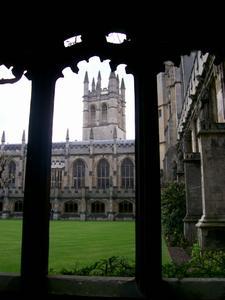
[176,149,184,183]
[20,66,60,294]
[80,187,86,221]
[196,131,225,249]
[183,152,202,244]
[53,196,60,220]
[2,188,10,219]
[108,177,114,220]
[183,130,192,153]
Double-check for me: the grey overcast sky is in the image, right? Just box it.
[0,56,135,143]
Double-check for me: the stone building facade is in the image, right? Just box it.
[158,51,225,249]
[0,71,135,220]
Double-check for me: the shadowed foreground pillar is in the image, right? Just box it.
[20,67,59,294]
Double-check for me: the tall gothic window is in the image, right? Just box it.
[8,160,16,187]
[73,159,85,189]
[119,200,133,213]
[102,103,107,123]
[64,201,78,213]
[90,104,96,124]
[121,158,134,189]
[14,200,23,212]
[51,168,62,188]
[91,201,105,213]
[97,159,109,189]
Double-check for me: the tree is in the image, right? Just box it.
[161,181,186,246]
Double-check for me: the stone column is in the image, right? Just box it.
[183,152,202,244]
[176,149,184,182]
[20,66,60,294]
[2,188,10,219]
[53,194,60,220]
[196,130,225,249]
[108,177,114,220]
[80,187,86,221]
[183,130,192,153]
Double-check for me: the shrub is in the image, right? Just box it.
[51,256,135,277]
[162,243,225,278]
[161,181,186,246]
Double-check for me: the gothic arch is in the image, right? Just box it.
[73,159,85,189]
[101,102,108,123]
[8,160,16,187]
[90,104,96,124]
[97,158,110,189]
[118,200,133,213]
[121,157,134,189]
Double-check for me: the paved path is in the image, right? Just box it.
[168,247,190,264]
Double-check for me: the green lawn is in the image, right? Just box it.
[0,220,170,274]
[0,220,135,273]
[49,221,135,272]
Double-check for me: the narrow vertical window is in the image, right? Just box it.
[90,104,96,124]
[121,158,134,189]
[97,159,109,189]
[51,169,55,188]
[8,160,16,187]
[51,168,62,188]
[73,159,85,189]
[102,103,107,123]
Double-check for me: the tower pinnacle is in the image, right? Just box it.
[1,131,5,144]
[96,71,102,91]
[92,78,96,91]
[22,130,25,143]
[83,71,89,96]
[108,71,118,93]
[66,128,69,142]
[120,78,125,100]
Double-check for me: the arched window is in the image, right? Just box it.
[73,159,85,189]
[121,158,134,189]
[15,200,23,212]
[97,159,109,189]
[90,105,96,124]
[102,103,107,122]
[64,201,78,213]
[0,202,2,211]
[91,201,105,213]
[8,160,16,187]
[119,200,133,213]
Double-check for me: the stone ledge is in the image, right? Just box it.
[48,275,143,298]
[0,273,144,298]
[2,273,225,299]
[164,278,225,300]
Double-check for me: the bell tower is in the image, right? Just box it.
[82,71,126,140]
